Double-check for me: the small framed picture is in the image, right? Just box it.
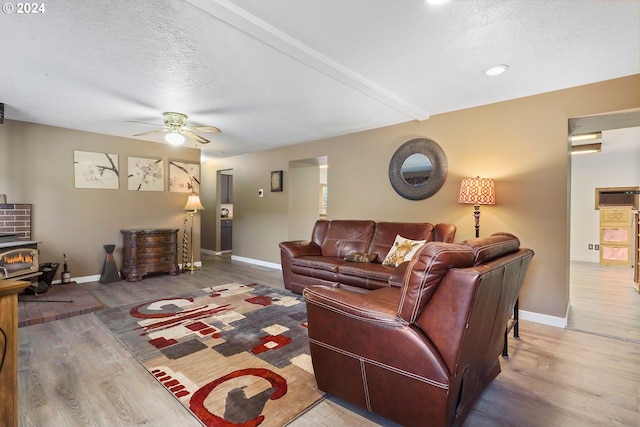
[271,170,283,192]
[169,161,200,193]
[74,150,119,189]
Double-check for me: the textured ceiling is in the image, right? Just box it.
[1,0,638,158]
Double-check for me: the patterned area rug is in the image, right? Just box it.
[96,283,324,427]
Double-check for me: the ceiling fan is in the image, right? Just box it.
[128,112,221,145]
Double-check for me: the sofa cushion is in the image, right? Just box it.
[291,256,345,273]
[344,252,378,263]
[290,256,343,283]
[382,235,427,267]
[368,222,435,263]
[320,220,376,258]
[338,262,395,283]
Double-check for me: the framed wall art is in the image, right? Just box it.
[169,161,200,193]
[74,150,119,189]
[271,170,283,192]
[128,157,164,191]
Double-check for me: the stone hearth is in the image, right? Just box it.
[18,283,104,327]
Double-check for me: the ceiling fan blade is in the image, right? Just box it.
[192,125,221,133]
[182,129,210,144]
[133,129,166,137]
[126,120,164,127]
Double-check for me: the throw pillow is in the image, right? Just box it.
[382,235,427,267]
[344,252,378,263]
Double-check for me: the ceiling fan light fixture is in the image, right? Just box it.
[164,112,188,127]
[129,111,218,145]
[166,131,185,145]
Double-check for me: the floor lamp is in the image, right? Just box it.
[458,176,496,238]
[184,194,205,271]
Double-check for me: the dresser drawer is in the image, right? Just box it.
[600,245,631,266]
[600,226,632,245]
[137,245,174,255]
[600,207,632,225]
[137,256,176,265]
[137,234,176,244]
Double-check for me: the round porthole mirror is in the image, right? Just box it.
[389,138,448,200]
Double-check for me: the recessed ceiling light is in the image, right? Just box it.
[425,0,451,4]
[571,143,602,155]
[482,64,510,76]
[569,132,602,142]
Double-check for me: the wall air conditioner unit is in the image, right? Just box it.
[595,186,639,210]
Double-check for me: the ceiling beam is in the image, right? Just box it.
[184,0,430,121]
[569,110,640,135]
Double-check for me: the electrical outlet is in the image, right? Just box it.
[594,244,599,250]
[588,244,593,250]
[258,189,264,197]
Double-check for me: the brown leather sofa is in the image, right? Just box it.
[303,233,534,427]
[279,219,457,294]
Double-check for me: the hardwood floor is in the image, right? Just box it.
[568,261,639,343]
[17,255,639,427]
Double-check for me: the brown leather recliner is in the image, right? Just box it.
[303,233,534,427]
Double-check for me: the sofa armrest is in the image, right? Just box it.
[279,240,322,258]
[279,240,323,291]
[303,286,401,323]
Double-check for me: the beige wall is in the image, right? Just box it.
[0,121,201,279]
[202,75,640,320]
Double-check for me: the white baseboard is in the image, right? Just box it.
[519,309,568,328]
[55,261,204,284]
[231,255,282,270]
[202,249,232,256]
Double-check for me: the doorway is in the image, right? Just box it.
[568,111,640,342]
[288,156,328,240]
[218,169,233,253]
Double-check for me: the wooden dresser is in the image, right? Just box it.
[121,229,180,281]
[599,207,633,267]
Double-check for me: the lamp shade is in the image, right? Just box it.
[458,177,496,205]
[184,194,205,212]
